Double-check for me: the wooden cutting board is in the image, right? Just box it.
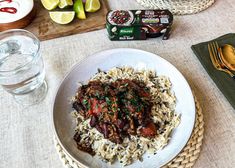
[25,0,109,41]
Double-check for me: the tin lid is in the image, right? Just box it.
[106,10,173,27]
[107,10,134,26]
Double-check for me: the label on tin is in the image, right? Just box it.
[106,10,173,41]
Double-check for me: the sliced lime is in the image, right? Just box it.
[85,0,101,12]
[41,0,60,10]
[49,11,75,24]
[73,0,86,19]
[58,0,73,9]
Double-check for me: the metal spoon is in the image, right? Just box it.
[218,44,235,71]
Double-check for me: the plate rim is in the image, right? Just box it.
[51,48,196,168]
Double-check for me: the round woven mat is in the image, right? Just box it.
[54,96,204,168]
[136,0,215,15]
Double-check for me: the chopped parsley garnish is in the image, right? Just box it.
[95,92,100,98]
[124,83,128,87]
[109,112,114,115]
[105,97,112,105]
[130,98,138,106]
[86,103,91,110]
[123,108,130,116]
[82,99,88,105]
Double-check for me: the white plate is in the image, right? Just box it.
[52,48,195,168]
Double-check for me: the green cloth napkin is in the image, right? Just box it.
[191,33,235,110]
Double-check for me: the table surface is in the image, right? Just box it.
[1,0,235,168]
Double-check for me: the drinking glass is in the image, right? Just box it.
[0,29,47,106]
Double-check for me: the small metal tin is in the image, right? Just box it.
[106,10,173,41]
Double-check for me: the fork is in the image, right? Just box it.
[208,41,235,79]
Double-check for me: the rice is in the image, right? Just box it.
[72,67,180,166]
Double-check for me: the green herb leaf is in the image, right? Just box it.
[105,97,111,105]
[87,103,91,110]
[95,91,100,98]
[123,108,130,116]
[82,99,88,105]
[124,83,128,87]
[109,112,114,115]
[95,103,99,109]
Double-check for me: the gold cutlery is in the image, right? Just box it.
[218,44,235,71]
[208,42,235,79]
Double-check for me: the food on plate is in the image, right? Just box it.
[49,11,75,24]
[72,67,180,165]
[41,0,59,10]
[73,0,86,19]
[73,79,154,144]
[85,0,101,12]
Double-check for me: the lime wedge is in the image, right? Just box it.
[73,0,86,19]
[58,0,73,9]
[41,0,59,10]
[85,0,101,12]
[49,11,75,24]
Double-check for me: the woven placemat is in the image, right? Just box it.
[54,96,204,168]
[136,0,215,15]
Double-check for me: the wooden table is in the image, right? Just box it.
[0,0,234,168]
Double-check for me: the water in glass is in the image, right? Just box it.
[0,29,47,105]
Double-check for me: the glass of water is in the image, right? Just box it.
[0,29,47,106]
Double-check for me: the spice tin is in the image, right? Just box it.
[106,10,173,40]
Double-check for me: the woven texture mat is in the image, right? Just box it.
[136,0,215,15]
[54,96,204,168]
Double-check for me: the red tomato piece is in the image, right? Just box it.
[88,98,102,116]
[140,122,157,137]
[139,90,150,97]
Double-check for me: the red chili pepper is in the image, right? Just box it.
[0,7,17,14]
[0,0,12,4]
